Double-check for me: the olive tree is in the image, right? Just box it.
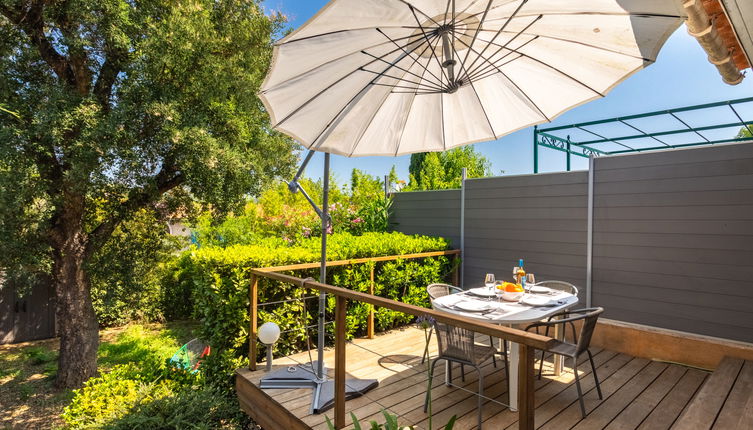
[0,0,296,387]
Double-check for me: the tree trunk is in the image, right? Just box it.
[52,221,99,389]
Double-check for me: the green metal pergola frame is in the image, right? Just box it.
[533,96,753,173]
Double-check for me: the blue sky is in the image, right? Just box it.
[261,0,753,184]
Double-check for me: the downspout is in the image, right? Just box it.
[681,0,744,85]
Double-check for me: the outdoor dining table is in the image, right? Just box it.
[432,287,579,412]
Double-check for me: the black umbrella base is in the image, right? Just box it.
[259,361,378,414]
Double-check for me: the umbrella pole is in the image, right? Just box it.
[317,153,329,379]
[262,152,378,414]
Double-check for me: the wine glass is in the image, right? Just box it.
[484,273,495,289]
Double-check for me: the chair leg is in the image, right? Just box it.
[421,327,433,365]
[503,340,509,385]
[490,336,497,368]
[572,357,586,418]
[538,350,545,379]
[587,349,603,399]
[461,363,465,382]
[424,359,440,413]
[476,365,484,430]
[447,360,452,386]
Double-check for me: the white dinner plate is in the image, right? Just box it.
[519,295,556,307]
[468,287,497,298]
[454,301,493,312]
[529,286,552,294]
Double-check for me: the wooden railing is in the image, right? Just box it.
[247,250,553,430]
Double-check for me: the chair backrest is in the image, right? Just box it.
[536,280,578,296]
[426,283,462,300]
[432,320,477,364]
[574,307,603,356]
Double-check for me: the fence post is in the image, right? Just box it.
[518,343,535,430]
[368,265,375,339]
[335,295,347,429]
[248,274,258,371]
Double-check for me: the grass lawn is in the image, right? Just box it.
[0,321,198,429]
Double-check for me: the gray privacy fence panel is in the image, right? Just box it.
[390,190,461,247]
[591,143,753,343]
[463,172,588,298]
[391,142,753,344]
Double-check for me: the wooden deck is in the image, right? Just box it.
[237,327,710,429]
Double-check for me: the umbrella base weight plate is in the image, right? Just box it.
[259,361,325,389]
[258,361,378,414]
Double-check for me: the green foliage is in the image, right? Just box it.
[25,346,58,365]
[738,126,753,139]
[406,146,492,190]
[97,324,195,370]
[194,169,395,247]
[0,0,298,384]
[164,232,453,361]
[99,385,250,430]
[89,209,185,327]
[325,411,456,430]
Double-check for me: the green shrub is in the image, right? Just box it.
[61,364,179,429]
[100,385,250,430]
[164,232,455,362]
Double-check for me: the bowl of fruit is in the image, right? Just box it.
[497,282,525,302]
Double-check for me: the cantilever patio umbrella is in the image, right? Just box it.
[257,0,682,414]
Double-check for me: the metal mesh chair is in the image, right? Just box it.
[534,280,579,296]
[525,307,604,418]
[424,321,497,429]
[424,284,507,379]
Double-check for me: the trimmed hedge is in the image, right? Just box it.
[163,232,455,361]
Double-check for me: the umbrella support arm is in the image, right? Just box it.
[288,149,331,224]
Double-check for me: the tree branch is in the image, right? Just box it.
[84,170,185,258]
[0,1,81,93]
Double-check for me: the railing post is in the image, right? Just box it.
[248,274,258,370]
[518,343,535,430]
[335,295,347,429]
[368,265,375,339]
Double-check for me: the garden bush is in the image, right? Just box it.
[164,231,456,362]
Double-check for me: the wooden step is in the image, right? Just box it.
[672,356,753,430]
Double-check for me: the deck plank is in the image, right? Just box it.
[671,356,744,430]
[237,327,705,430]
[712,360,753,430]
[636,368,708,430]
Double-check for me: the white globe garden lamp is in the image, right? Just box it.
[258,322,281,372]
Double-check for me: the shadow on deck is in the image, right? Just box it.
[236,327,708,429]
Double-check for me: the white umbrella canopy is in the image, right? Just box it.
[260,0,683,157]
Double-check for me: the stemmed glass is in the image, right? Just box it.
[484,273,495,289]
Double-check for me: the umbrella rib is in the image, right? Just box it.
[347,48,437,157]
[449,34,497,138]
[467,29,653,63]
[305,35,432,150]
[396,0,442,27]
[360,61,444,92]
[466,36,537,82]
[464,0,529,79]
[465,13,542,80]
[448,32,548,122]
[370,82,443,92]
[461,0,494,73]
[374,28,444,88]
[263,32,424,93]
[270,36,427,128]
[409,6,451,85]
